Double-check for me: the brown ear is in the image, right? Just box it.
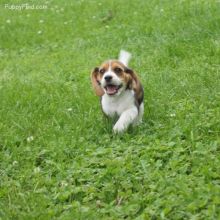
[125,68,139,91]
[125,68,144,105]
[91,67,104,96]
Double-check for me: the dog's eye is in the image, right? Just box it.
[114,67,122,74]
[99,69,105,74]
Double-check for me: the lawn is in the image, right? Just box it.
[0,0,220,219]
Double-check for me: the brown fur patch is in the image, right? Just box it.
[124,67,144,106]
[91,67,104,96]
[111,61,144,106]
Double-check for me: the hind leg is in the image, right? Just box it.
[133,102,144,126]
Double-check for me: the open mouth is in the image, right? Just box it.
[104,84,122,95]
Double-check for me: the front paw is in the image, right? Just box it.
[113,122,125,133]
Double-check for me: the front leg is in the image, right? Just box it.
[113,107,138,133]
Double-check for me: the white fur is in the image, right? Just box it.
[101,90,144,133]
[119,50,132,66]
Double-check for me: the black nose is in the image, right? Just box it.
[104,75,112,82]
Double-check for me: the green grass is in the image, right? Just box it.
[0,0,220,219]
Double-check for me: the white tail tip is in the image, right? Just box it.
[119,50,132,66]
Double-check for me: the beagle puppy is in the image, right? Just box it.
[91,50,144,133]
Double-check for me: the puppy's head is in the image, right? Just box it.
[91,60,138,97]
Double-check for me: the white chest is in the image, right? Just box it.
[101,90,135,117]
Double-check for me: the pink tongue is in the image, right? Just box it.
[106,86,117,94]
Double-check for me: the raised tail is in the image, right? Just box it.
[118,50,132,66]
